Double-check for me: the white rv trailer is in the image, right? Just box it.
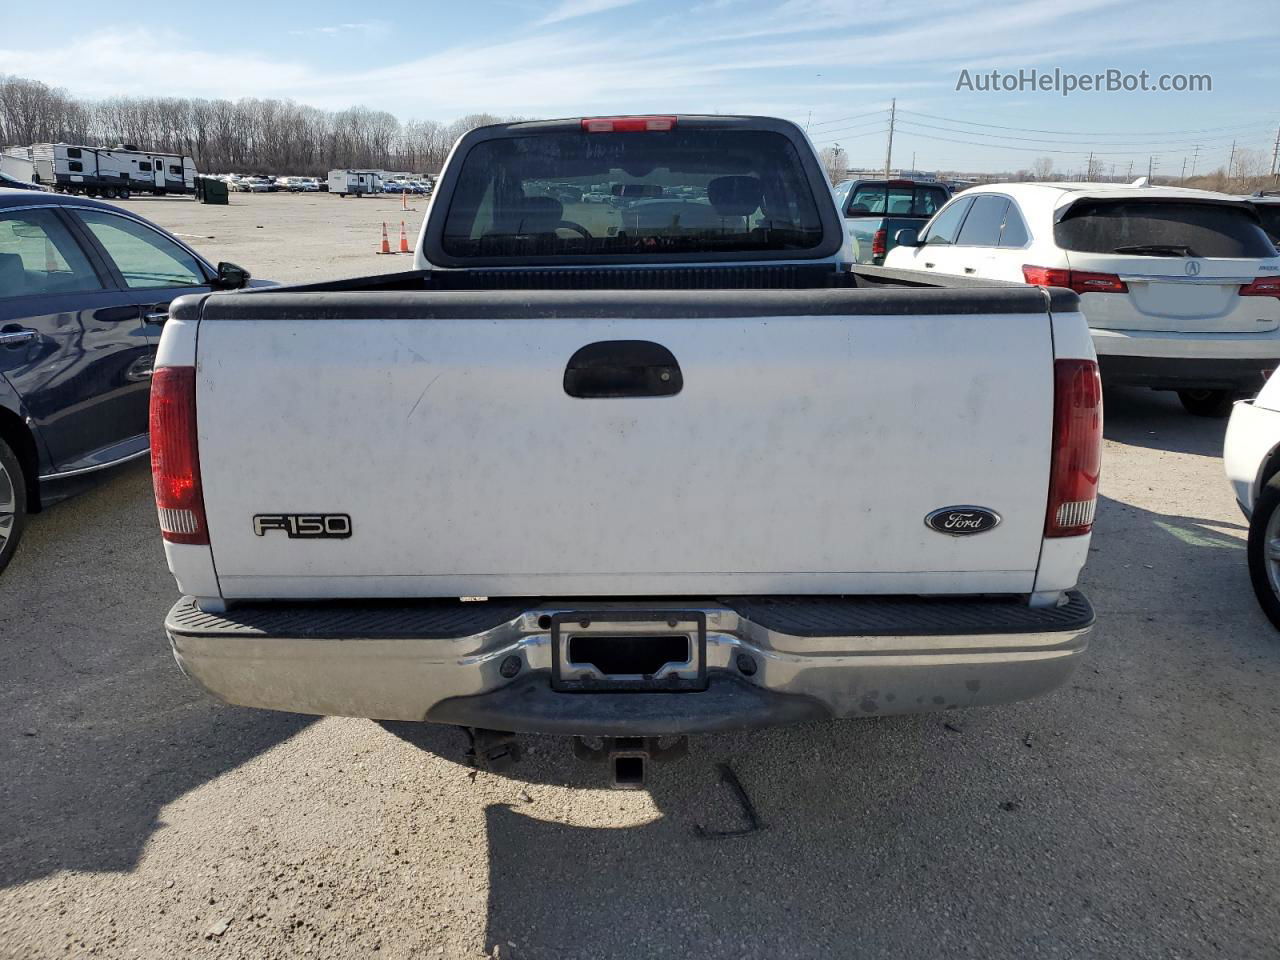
[328,169,383,197]
[0,147,36,184]
[31,143,197,198]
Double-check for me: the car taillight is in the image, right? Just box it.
[872,229,887,258]
[150,366,208,545]
[581,116,676,133]
[1240,276,1280,298]
[1022,265,1071,287]
[1022,265,1127,295]
[1046,359,1102,538]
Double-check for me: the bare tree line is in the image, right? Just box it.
[0,74,506,175]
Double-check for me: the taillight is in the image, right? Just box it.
[1068,270,1127,293]
[1023,265,1071,288]
[1241,276,1280,298]
[1023,265,1127,295]
[581,116,676,133]
[1046,359,1102,538]
[872,229,887,258]
[150,366,208,545]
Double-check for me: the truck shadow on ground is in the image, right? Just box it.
[0,460,317,889]
[381,480,1277,960]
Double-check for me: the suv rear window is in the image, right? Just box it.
[1055,200,1276,258]
[846,183,948,218]
[440,128,826,261]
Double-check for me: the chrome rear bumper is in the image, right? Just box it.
[166,593,1093,736]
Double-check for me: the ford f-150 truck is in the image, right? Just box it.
[152,115,1100,782]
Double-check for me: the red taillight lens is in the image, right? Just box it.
[872,229,887,258]
[1023,265,1127,295]
[1046,359,1102,538]
[1241,276,1280,298]
[581,116,676,133]
[150,366,208,545]
[1023,265,1071,287]
[1068,270,1127,294]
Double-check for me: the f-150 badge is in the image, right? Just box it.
[253,514,352,539]
[925,507,1000,536]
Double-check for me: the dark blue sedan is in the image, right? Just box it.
[0,189,254,573]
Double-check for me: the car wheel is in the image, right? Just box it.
[0,436,28,576]
[1248,474,1280,629]
[119,189,130,200]
[1177,389,1235,418]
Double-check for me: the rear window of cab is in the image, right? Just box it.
[845,183,948,218]
[439,128,827,261]
[1055,200,1276,258]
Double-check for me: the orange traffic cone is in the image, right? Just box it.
[376,221,392,254]
[398,221,410,254]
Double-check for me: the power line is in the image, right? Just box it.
[895,108,1270,139]
[893,125,1272,158]
[811,128,889,146]
[807,109,890,129]
[893,116,1265,149]
[805,117,893,138]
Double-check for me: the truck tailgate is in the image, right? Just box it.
[190,288,1055,599]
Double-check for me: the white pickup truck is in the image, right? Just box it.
[152,115,1101,779]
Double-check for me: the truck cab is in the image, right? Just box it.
[835,178,952,264]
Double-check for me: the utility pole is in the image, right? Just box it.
[1147,155,1154,180]
[1086,151,1094,180]
[1228,139,1237,179]
[1270,124,1279,181]
[1180,156,1187,181]
[911,151,916,174]
[883,98,896,179]
[1190,143,1200,178]
[1126,159,1134,180]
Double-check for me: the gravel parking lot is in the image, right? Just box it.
[2,193,1278,960]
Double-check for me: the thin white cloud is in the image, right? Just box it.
[535,0,641,26]
[0,29,313,101]
[288,21,390,38]
[3,0,1276,133]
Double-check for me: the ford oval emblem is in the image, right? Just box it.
[1185,260,1201,277]
[925,506,1001,536]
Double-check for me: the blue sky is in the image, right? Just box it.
[3,0,1277,174]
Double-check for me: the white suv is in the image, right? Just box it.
[885,182,1280,416]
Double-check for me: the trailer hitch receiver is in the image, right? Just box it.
[572,736,689,789]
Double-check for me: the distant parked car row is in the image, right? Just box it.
[213,174,325,193]
[204,172,437,197]
[379,178,434,194]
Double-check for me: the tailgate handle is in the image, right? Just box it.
[563,340,683,398]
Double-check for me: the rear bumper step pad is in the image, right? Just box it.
[166,592,1093,735]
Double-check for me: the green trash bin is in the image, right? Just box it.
[196,175,228,205]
